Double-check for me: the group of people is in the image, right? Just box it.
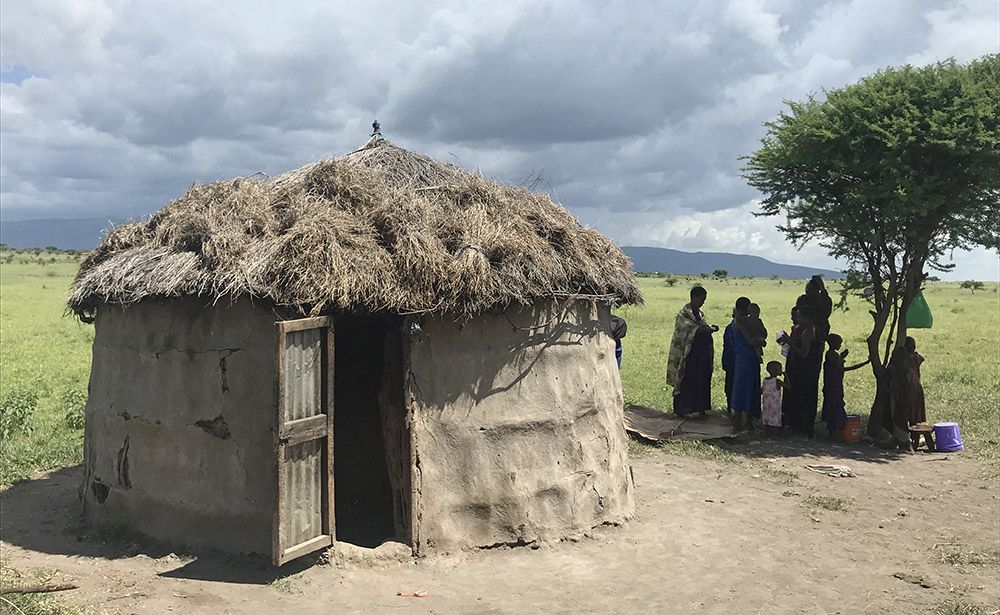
[664,276,880,438]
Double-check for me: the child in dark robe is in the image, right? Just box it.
[888,336,927,446]
[610,314,627,369]
[821,334,870,437]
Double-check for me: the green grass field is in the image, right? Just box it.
[1,253,93,485]
[1,253,998,484]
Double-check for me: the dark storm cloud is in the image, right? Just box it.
[1,0,996,277]
[384,2,796,145]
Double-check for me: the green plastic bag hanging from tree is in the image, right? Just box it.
[906,290,933,329]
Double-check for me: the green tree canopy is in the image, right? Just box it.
[746,55,998,269]
[743,55,1000,443]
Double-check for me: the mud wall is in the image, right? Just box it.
[405,301,634,552]
[81,297,278,554]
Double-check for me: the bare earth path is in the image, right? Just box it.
[2,439,998,614]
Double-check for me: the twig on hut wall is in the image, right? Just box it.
[504,312,556,331]
[502,296,577,331]
[550,292,620,301]
[397,299,447,316]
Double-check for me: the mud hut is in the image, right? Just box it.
[69,135,642,565]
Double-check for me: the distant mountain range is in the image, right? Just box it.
[0,218,841,280]
[622,246,841,279]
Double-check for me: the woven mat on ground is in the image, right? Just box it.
[623,405,737,442]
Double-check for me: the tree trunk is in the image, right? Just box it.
[870,371,892,440]
[877,263,925,445]
[864,305,891,439]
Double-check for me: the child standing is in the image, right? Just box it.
[610,314,627,369]
[761,360,784,437]
[887,336,926,449]
[821,334,870,437]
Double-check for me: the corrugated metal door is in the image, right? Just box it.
[273,316,334,566]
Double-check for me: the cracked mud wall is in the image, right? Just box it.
[81,297,277,553]
[406,301,634,552]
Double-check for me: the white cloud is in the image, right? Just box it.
[934,248,1000,281]
[724,0,787,50]
[0,0,115,70]
[906,0,1000,65]
[617,203,841,270]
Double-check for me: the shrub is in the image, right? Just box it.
[0,390,37,440]
[62,389,88,429]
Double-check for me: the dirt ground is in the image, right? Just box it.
[2,438,998,614]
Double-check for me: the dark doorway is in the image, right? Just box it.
[333,314,405,548]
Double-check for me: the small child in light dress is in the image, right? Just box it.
[761,360,785,437]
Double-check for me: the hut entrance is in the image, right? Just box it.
[273,314,409,565]
[333,314,408,549]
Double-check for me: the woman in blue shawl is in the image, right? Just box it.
[726,319,762,430]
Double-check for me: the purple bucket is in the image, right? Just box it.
[933,422,964,452]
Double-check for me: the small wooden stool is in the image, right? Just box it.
[909,424,935,451]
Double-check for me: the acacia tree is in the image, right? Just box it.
[960,280,984,294]
[743,56,1000,440]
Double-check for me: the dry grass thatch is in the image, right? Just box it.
[69,136,642,319]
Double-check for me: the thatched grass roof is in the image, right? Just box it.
[69,136,642,319]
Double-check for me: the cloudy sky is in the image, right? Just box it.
[2,0,998,278]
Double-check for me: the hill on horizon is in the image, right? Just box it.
[622,246,841,279]
[0,218,114,251]
[0,218,840,280]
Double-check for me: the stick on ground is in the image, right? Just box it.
[0,583,78,595]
